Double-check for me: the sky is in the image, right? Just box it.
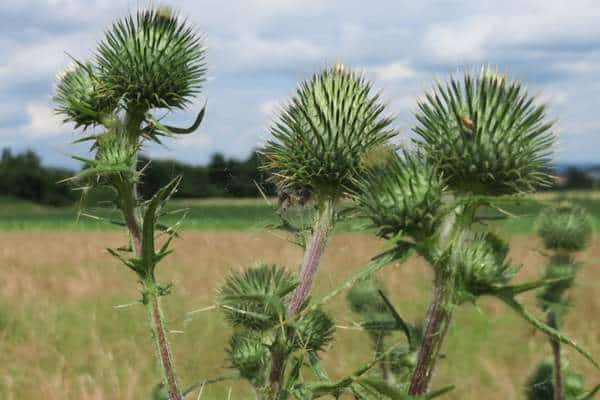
[1,0,599,169]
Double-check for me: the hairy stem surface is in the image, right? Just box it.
[145,280,183,400]
[287,199,335,316]
[408,270,454,395]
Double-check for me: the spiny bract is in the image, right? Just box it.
[95,7,206,111]
[217,264,296,331]
[261,65,395,198]
[348,151,444,240]
[537,206,593,252]
[413,67,555,195]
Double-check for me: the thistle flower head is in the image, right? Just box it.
[537,206,592,252]
[95,7,206,111]
[261,65,395,199]
[54,62,116,128]
[348,150,444,240]
[291,308,335,353]
[228,332,269,383]
[217,264,296,331]
[414,67,555,195]
[454,234,515,302]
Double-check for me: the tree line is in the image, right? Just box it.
[0,148,275,206]
[0,147,597,207]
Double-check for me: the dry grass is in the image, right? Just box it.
[0,231,598,399]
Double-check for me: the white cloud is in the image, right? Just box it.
[22,102,63,138]
[369,61,414,82]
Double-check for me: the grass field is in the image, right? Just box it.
[0,194,598,399]
[1,192,600,232]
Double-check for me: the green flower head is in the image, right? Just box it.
[54,62,117,129]
[291,308,335,353]
[217,264,296,331]
[454,234,516,303]
[95,7,206,111]
[537,206,593,252]
[261,64,396,199]
[414,67,555,195]
[228,332,269,382]
[348,150,445,240]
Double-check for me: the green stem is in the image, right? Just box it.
[145,279,183,400]
[117,176,183,400]
[549,312,563,400]
[408,269,454,395]
[287,198,335,316]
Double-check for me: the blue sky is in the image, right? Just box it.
[1,0,599,169]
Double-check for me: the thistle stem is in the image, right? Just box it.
[408,269,454,395]
[287,199,335,316]
[145,279,183,400]
[118,178,183,400]
[549,312,563,400]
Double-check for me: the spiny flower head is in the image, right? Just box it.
[413,67,555,195]
[217,264,296,331]
[537,205,593,252]
[454,234,516,303]
[291,308,335,353]
[54,62,117,128]
[348,150,445,240]
[95,7,206,111]
[261,65,395,199]
[227,332,269,383]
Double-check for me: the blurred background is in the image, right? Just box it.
[0,1,598,399]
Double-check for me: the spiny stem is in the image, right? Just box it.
[118,175,183,400]
[549,312,563,400]
[408,270,454,395]
[145,280,183,400]
[287,199,335,316]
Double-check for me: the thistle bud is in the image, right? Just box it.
[217,264,296,331]
[261,65,395,199]
[228,333,269,382]
[95,8,206,111]
[54,62,116,128]
[454,234,515,303]
[291,308,335,353]
[348,151,444,240]
[537,206,592,252]
[414,67,555,195]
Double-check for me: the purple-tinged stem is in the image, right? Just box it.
[408,270,454,395]
[287,199,335,316]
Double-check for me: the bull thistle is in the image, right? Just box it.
[350,67,597,396]
[54,7,206,400]
[525,205,597,400]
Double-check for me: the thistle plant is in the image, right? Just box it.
[349,68,597,396]
[261,64,395,317]
[54,7,206,400]
[525,205,597,400]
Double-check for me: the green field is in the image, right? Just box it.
[1,192,599,232]
[0,193,599,399]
